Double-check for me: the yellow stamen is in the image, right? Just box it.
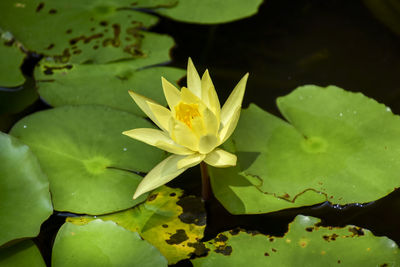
[175,102,200,128]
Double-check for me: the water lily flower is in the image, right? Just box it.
[123,58,249,199]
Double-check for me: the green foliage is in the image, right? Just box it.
[0,240,46,267]
[0,132,52,246]
[35,64,185,115]
[156,0,264,24]
[52,219,167,267]
[212,85,400,214]
[10,105,165,215]
[67,186,206,264]
[0,34,25,87]
[192,215,400,266]
[0,0,176,63]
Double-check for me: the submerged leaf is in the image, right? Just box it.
[52,220,167,267]
[212,85,400,214]
[192,215,400,266]
[67,187,206,264]
[0,132,52,246]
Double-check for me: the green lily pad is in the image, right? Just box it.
[0,240,46,267]
[212,85,400,214]
[156,0,264,24]
[10,105,165,215]
[0,132,52,246]
[35,64,185,115]
[0,0,176,63]
[67,186,206,264]
[0,34,25,87]
[192,215,400,266]
[52,219,167,267]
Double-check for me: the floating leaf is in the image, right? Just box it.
[52,219,167,267]
[0,0,176,63]
[35,64,185,115]
[0,240,46,267]
[0,132,52,246]
[0,34,25,87]
[67,186,206,264]
[10,105,165,215]
[156,0,264,24]
[211,85,400,214]
[192,215,400,266]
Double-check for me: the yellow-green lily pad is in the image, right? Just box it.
[192,215,400,266]
[0,132,52,246]
[0,240,46,267]
[212,85,400,214]
[67,186,206,264]
[52,219,167,267]
[10,105,164,215]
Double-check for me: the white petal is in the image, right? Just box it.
[177,153,205,169]
[133,154,188,199]
[187,58,202,98]
[162,77,181,110]
[220,73,248,127]
[204,148,237,167]
[122,128,193,155]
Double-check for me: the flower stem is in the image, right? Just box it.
[200,162,212,201]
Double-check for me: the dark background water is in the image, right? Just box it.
[155,0,400,259]
[4,0,400,265]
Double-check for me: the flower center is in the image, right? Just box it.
[175,102,201,128]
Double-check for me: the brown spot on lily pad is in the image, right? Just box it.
[214,245,232,256]
[188,241,210,256]
[147,193,158,201]
[214,234,228,243]
[36,2,44,12]
[177,196,206,226]
[229,228,240,235]
[348,227,364,236]
[166,229,188,245]
[323,233,339,242]
[43,64,72,75]
[69,33,104,45]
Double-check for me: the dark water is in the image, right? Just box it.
[5,0,400,265]
[158,0,400,264]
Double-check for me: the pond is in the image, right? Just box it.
[1,0,400,266]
